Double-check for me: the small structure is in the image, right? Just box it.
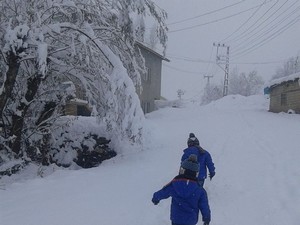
[65,98,92,116]
[62,53,113,117]
[136,42,169,114]
[265,72,300,113]
[60,81,92,116]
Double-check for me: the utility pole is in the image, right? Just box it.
[295,56,299,73]
[213,43,230,96]
[204,74,213,86]
[177,89,185,100]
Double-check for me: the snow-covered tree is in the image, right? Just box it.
[0,0,167,166]
[229,69,264,96]
[201,83,223,105]
[201,68,264,105]
[272,56,300,80]
[148,24,159,49]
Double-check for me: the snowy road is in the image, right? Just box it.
[1,95,300,225]
[144,95,300,225]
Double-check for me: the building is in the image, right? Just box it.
[64,42,169,116]
[266,72,300,113]
[136,42,170,114]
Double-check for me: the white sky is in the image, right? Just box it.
[150,0,300,100]
[1,94,300,225]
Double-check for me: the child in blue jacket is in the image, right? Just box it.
[152,154,211,225]
[182,133,215,186]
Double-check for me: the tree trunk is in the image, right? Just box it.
[0,52,20,118]
[10,75,42,155]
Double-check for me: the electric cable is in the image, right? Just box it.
[231,0,293,51]
[220,0,267,42]
[168,1,274,33]
[163,63,205,75]
[232,3,300,56]
[166,52,289,65]
[166,54,215,63]
[225,0,281,43]
[167,0,246,26]
[231,14,300,59]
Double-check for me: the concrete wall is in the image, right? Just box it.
[269,79,300,113]
[138,47,162,114]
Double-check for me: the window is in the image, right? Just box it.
[281,93,287,106]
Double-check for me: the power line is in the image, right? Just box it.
[166,54,214,63]
[224,0,281,43]
[205,46,216,75]
[166,53,287,65]
[231,14,300,59]
[220,0,267,42]
[167,0,246,26]
[233,20,300,59]
[231,60,284,65]
[230,0,294,52]
[168,1,274,33]
[163,63,204,75]
[231,2,300,57]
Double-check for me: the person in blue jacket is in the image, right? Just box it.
[152,154,211,225]
[181,133,215,187]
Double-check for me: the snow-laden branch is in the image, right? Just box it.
[59,22,114,68]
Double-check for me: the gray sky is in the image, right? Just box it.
[150,0,300,100]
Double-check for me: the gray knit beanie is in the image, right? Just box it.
[181,154,199,173]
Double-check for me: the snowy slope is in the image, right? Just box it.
[1,95,300,225]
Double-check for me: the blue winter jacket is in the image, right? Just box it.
[152,175,211,225]
[181,146,215,180]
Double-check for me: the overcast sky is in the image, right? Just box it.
[150,0,300,100]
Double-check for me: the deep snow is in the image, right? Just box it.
[1,95,300,225]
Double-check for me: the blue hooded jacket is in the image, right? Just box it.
[152,175,211,225]
[181,146,215,180]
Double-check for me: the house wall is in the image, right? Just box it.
[269,79,300,113]
[138,47,162,114]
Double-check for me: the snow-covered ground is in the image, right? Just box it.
[1,95,300,225]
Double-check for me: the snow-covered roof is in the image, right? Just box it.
[136,41,170,62]
[265,71,300,89]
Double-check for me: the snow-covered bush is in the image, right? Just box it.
[49,116,116,168]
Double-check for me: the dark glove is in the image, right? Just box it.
[152,198,159,205]
[209,171,215,180]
